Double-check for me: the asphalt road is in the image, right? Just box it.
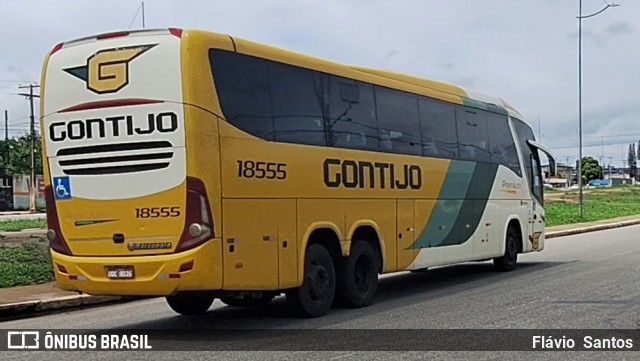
[3,225,640,360]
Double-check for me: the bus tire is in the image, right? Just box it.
[493,226,519,272]
[334,241,378,308]
[165,293,214,315]
[286,243,336,318]
[220,293,276,308]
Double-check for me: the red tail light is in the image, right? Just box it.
[44,185,72,255]
[50,42,63,55]
[176,177,214,252]
[96,31,130,40]
[169,28,183,38]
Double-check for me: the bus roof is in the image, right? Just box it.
[51,28,526,120]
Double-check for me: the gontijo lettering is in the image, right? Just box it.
[323,158,422,189]
[48,112,178,142]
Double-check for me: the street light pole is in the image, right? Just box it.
[577,0,619,218]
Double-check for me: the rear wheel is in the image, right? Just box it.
[334,241,379,308]
[165,293,215,315]
[220,293,276,308]
[493,226,519,272]
[286,243,336,318]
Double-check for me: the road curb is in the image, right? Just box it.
[546,219,640,239]
[0,294,127,320]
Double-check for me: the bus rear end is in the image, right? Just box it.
[41,29,219,297]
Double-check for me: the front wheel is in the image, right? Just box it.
[493,227,519,272]
[286,243,336,318]
[165,293,215,315]
[334,241,379,308]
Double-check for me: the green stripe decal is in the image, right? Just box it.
[409,161,474,249]
[461,97,508,115]
[409,161,498,249]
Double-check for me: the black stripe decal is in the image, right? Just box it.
[56,141,172,156]
[59,152,173,166]
[62,163,170,175]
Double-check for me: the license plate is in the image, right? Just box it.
[106,266,134,279]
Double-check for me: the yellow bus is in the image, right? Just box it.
[40,28,555,317]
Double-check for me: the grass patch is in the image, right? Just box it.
[0,242,53,288]
[0,219,47,232]
[545,187,640,226]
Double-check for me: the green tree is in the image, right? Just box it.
[576,156,602,184]
[0,133,42,175]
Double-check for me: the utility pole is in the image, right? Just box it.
[566,156,571,187]
[18,84,40,212]
[4,110,7,141]
[3,110,7,177]
[608,156,613,185]
[142,1,146,28]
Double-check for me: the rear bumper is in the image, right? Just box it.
[51,239,222,296]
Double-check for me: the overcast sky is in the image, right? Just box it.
[1,0,638,167]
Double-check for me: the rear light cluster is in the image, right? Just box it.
[45,177,212,255]
[176,177,214,252]
[44,185,72,255]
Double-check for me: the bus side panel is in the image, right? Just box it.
[405,199,437,269]
[220,199,297,290]
[396,200,415,271]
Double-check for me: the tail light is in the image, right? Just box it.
[176,177,214,252]
[44,185,72,255]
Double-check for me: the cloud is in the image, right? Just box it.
[605,21,633,35]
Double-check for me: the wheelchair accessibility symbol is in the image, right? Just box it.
[53,176,72,200]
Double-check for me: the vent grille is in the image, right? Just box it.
[55,141,173,175]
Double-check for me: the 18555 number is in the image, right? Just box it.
[237,160,287,180]
[135,207,181,218]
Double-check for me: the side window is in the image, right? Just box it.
[487,113,521,175]
[270,63,327,146]
[327,77,378,151]
[513,118,535,183]
[418,97,459,158]
[374,86,421,155]
[531,151,543,204]
[456,108,490,163]
[209,49,274,140]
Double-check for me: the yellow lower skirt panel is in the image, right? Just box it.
[51,239,222,296]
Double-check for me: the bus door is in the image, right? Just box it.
[527,140,555,251]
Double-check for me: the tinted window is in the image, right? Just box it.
[327,76,378,151]
[487,113,521,175]
[375,86,421,155]
[209,49,274,140]
[456,108,490,162]
[270,63,327,146]
[513,118,536,183]
[531,151,543,204]
[419,97,459,158]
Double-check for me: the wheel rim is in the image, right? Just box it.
[353,255,371,293]
[308,261,330,301]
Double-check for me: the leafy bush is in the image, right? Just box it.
[0,243,53,288]
[0,219,47,232]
